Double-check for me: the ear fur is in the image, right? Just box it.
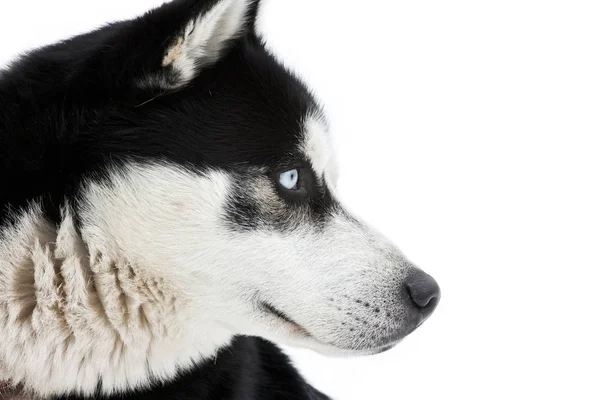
[30,1,261,93]
[158,0,257,88]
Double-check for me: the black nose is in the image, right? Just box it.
[405,270,440,314]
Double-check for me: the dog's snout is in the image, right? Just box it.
[404,270,440,315]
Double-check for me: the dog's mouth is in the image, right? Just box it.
[257,301,405,356]
[259,301,312,337]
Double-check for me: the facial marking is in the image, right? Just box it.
[301,115,338,190]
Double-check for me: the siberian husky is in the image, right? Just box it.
[0,0,440,398]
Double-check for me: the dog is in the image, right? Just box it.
[0,0,440,398]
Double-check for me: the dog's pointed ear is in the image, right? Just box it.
[158,0,258,87]
[82,0,262,91]
[131,0,260,88]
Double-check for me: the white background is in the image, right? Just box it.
[1,1,599,399]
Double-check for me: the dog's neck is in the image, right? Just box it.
[0,205,232,398]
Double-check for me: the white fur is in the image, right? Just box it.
[0,149,414,397]
[302,115,339,190]
[161,0,253,88]
[0,167,235,397]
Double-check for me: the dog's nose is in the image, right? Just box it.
[404,270,440,315]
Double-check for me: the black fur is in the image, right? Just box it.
[0,0,333,228]
[1,0,335,398]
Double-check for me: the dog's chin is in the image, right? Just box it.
[257,301,402,357]
[281,333,402,358]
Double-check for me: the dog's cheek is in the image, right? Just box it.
[223,177,305,232]
[225,191,263,231]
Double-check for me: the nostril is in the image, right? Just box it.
[404,270,441,310]
[408,288,438,309]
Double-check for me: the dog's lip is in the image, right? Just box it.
[256,301,404,354]
[258,301,312,337]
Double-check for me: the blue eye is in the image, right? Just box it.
[278,169,299,190]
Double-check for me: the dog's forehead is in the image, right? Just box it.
[119,38,333,176]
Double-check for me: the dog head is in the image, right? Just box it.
[64,0,441,356]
